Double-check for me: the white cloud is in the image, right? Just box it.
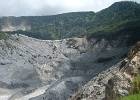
[0,0,139,16]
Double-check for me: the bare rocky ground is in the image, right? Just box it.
[0,34,129,100]
[70,42,140,100]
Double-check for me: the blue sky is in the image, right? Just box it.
[0,0,139,16]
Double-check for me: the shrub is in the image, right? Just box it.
[0,32,8,40]
[120,75,140,100]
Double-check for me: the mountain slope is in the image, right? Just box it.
[0,1,140,100]
[0,12,95,40]
[0,1,140,40]
[87,1,140,36]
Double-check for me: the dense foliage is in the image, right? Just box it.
[0,1,140,40]
[0,12,95,40]
[87,1,140,36]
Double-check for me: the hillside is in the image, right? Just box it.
[0,12,95,40]
[88,1,140,33]
[0,1,140,40]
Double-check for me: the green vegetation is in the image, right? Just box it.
[0,32,8,40]
[87,1,140,38]
[1,12,95,40]
[120,93,140,100]
[120,75,140,100]
[132,75,140,94]
[0,1,140,40]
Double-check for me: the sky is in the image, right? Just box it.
[0,0,139,16]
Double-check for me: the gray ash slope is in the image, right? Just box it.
[30,32,140,100]
[0,32,134,100]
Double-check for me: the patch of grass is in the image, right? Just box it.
[120,93,140,100]
[131,75,140,94]
[120,75,140,100]
[0,32,8,40]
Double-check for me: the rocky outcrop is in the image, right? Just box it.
[105,42,140,100]
[105,72,131,100]
[69,63,120,100]
[70,42,140,100]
